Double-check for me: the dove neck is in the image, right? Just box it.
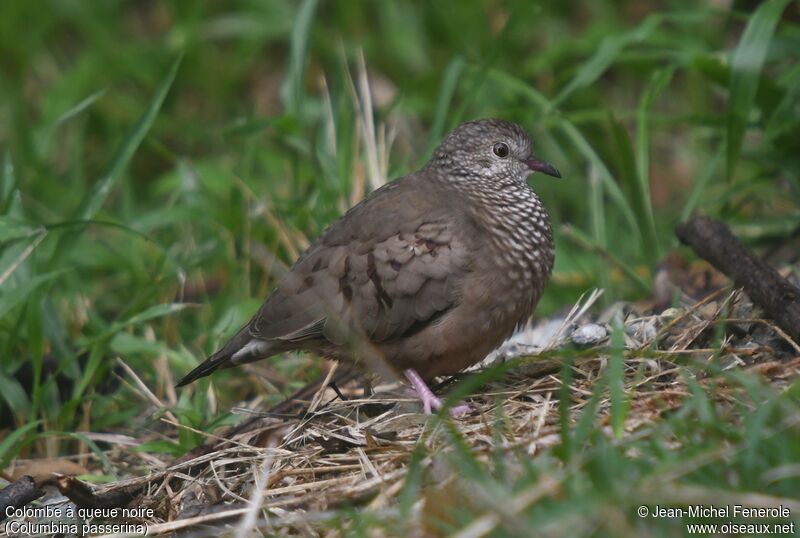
[443,175,555,285]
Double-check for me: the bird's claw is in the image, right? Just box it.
[403,368,471,418]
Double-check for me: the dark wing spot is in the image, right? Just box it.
[342,284,353,302]
[338,255,352,302]
[312,258,323,272]
[367,252,393,309]
[400,306,451,338]
[300,275,314,291]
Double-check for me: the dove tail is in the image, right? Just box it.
[176,328,272,387]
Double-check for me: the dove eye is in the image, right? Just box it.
[492,142,510,158]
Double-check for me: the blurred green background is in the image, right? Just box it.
[1,0,798,452]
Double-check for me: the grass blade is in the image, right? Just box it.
[0,421,41,470]
[608,311,627,438]
[553,15,662,107]
[0,216,42,244]
[680,146,724,222]
[280,0,318,119]
[425,56,466,159]
[572,377,603,450]
[726,0,791,179]
[587,165,611,297]
[49,55,182,266]
[0,370,32,420]
[634,68,673,261]
[96,302,194,341]
[0,269,68,318]
[70,303,192,400]
[557,353,574,461]
[53,88,107,128]
[560,224,651,294]
[609,113,656,264]
[1,151,16,213]
[398,445,426,520]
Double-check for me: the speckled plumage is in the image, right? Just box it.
[177,118,559,390]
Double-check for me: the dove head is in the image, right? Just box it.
[428,118,560,185]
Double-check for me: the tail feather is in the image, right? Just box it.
[175,351,230,387]
[176,327,258,387]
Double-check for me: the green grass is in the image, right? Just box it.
[409,375,798,537]
[1,0,799,534]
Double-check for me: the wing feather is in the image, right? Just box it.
[246,175,477,348]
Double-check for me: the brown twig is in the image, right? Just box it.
[0,476,44,521]
[676,215,800,343]
[54,475,140,509]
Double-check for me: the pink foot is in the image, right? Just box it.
[403,369,471,417]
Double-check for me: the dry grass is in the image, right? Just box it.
[8,288,795,536]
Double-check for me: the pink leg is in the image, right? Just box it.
[403,369,471,417]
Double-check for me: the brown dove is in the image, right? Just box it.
[177,118,560,414]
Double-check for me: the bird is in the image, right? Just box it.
[176,118,560,415]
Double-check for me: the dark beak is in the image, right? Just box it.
[524,156,561,178]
